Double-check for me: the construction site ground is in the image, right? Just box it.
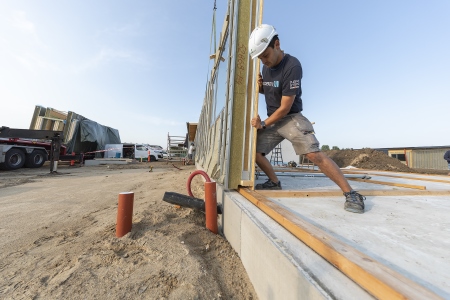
[1,149,449,299]
[0,162,257,300]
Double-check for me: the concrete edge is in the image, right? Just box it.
[221,189,373,300]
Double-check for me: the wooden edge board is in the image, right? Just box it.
[342,170,450,184]
[257,167,322,173]
[255,189,450,198]
[237,187,443,300]
[369,174,450,184]
[347,178,426,190]
[342,169,450,179]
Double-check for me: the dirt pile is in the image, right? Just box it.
[325,148,412,172]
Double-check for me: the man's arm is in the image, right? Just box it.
[251,95,295,129]
[263,95,295,126]
[444,150,450,161]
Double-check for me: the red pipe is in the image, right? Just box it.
[186,170,217,234]
[186,170,211,197]
[205,182,218,233]
[116,192,134,237]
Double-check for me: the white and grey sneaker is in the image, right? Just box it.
[344,190,366,213]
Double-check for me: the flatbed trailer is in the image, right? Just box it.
[0,126,70,171]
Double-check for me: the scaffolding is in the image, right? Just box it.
[269,143,283,166]
[166,133,187,161]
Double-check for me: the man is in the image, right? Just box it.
[248,24,366,214]
[187,142,195,164]
[444,149,450,176]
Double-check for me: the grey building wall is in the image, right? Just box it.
[411,149,450,170]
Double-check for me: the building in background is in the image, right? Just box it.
[375,146,450,170]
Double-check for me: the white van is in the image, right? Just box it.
[144,144,163,159]
[104,144,159,161]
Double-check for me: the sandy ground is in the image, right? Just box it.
[0,162,257,300]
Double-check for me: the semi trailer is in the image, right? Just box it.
[0,126,75,171]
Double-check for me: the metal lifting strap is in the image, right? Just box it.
[210,0,217,58]
[205,0,218,85]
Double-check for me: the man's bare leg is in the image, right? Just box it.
[305,151,352,193]
[255,152,279,183]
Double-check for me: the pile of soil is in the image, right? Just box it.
[325,149,412,172]
[324,148,449,175]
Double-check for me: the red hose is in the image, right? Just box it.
[186,170,211,197]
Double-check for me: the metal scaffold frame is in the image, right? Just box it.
[166,133,187,161]
[269,143,283,166]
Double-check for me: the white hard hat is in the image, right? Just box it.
[248,24,278,59]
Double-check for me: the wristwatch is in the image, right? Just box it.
[260,121,266,129]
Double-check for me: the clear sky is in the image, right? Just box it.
[1,1,449,151]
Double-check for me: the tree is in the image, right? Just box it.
[321,145,330,151]
[332,146,340,150]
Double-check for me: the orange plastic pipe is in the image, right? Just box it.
[186,170,211,197]
[204,182,218,234]
[116,192,134,237]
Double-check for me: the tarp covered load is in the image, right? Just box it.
[29,106,121,156]
[79,120,121,155]
[64,115,121,156]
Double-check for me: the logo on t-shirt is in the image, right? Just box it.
[263,81,280,87]
[290,80,299,89]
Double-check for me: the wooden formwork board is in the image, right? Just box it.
[342,169,450,180]
[365,173,450,184]
[256,189,450,198]
[347,178,427,190]
[237,187,443,300]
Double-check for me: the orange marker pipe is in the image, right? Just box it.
[116,192,134,237]
[204,182,218,234]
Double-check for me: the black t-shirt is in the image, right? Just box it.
[261,53,303,116]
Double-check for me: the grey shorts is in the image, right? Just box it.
[256,113,320,155]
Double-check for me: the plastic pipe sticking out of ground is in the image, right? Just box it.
[205,182,218,234]
[116,192,134,237]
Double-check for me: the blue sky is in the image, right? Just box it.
[1,1,449,151]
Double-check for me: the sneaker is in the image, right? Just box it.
[255,179,282,190]
[344,190,366,213]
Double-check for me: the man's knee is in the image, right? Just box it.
[255,152,266,164]
[305,151,325,164]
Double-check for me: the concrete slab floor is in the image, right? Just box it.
[254,169,450,298]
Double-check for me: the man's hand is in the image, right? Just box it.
[251,115,262,129]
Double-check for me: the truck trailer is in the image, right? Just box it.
[0,126,68,171]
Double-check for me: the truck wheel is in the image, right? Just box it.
[0,148,26,170]
[150,155,156,162]
[25,150,48,168]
